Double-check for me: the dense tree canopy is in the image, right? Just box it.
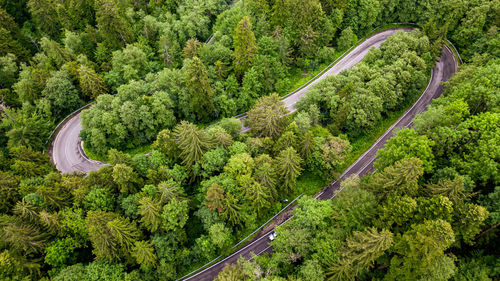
[0,0,498,280]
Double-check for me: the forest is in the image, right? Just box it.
[0,0,498,280]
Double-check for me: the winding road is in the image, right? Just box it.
[181,35,458,280]
[49,27,458,280]
[50,28,410,174]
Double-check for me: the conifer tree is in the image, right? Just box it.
[183,57,215,122]
[276,147,303,193]
[173,121,213,168]
[233,16,258,76]
[78,64,108,99]
[247,94,289,139]
[183,38,202,59]
[138,196,162,233]
[206,183,225,213]
[132,240,157,268]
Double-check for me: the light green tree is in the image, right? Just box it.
[161,198,189,232]
[275,147,303,193]
[173,121,213,168]
[247,94,289,139]
[132,240,157,269]
[327,228,393,280]
[78,64,108,99]
[138,196,162,233]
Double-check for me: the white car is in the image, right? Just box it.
[268,232,277,241]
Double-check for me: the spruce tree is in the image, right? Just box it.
[233,16,258,76]
[276,147,303,193]
[183,57,215,122]
[173,121,213,168]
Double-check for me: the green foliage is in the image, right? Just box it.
[85,211,140,262]
[183,57,215,122]
[3,1,500,280]
[247,94,289,139]
[233,16,258,76]
[131,240,157,269]
[105,45,150,89]
[209,223,233,250]
[138,196,162,233]
[327,228,393,280]
[173,121,213,168]
[219,118,242,137]
[80,81,176,155]
[275,147,303,193]
[84,188,116,211]
[386,220,456,280]
[161,198,189,232]
[375,128,435,173]
[44,237,79,268]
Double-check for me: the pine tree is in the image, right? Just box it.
[206,183,225,213]
[38,211,61,235]
[138,196,162,233]
[106,217,141,253]
[276,147,303,193]
[132,240,157,268]
[12,200,39,224]
[183,57,215,122]
[366,157,424,200]
[27,0,61,38]
[425,176,468,204]
[2,221,47,255]
[183,38,202,59]
[247,94,289,139]
[254,160,277,199]
[244,181,272,214]
[156,180,184,203]
[78,64,108,99]
[221,193,241,225]
[95,0,133,49]
[327,228,393,280]
[233,16,258,76]
[300,130,315,160]
[173,121,213,168]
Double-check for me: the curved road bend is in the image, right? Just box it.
[182,45,458,281]
[51,112,104,174]
[51,28,409,174]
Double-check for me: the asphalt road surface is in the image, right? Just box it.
[51,111,104,174]
[50,28,409,174]
[181,43,458,281]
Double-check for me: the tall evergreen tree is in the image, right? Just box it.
[78,65,108,99]
[138,196,162,233]
[247,94,289,139]
[206,183,225,213]
[95,0,133,49]
[327,228,393,280]
[132,240,157,269]
[27,0,61,38]
[173,121,213,168]
[244,181,272,214]
[276,147,303,193]
[233,16,258,76]
[183,57,215,122]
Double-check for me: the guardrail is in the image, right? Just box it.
[446,39,463,64]
[43,101,97,155]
